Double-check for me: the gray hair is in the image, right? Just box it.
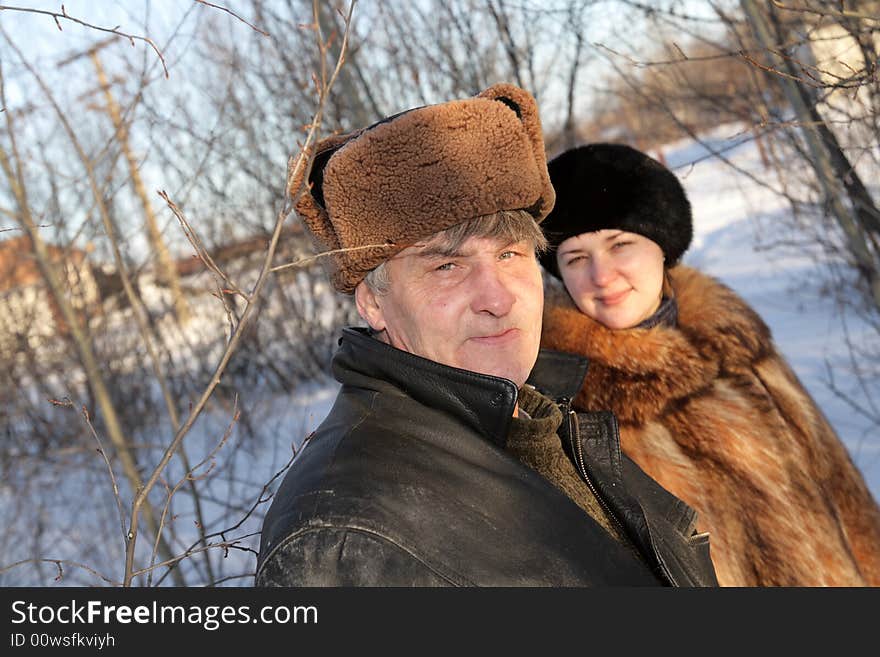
[364,209,547,295]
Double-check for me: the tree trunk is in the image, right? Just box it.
[741,0,880,310]
[91,51,191,325]
[0,145,186,586]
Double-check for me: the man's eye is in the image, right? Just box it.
[436,262,456,271]
[500,251,516,260]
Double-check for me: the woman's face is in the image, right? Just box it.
[556,229,665,329]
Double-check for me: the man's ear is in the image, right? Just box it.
[354,281,387,332]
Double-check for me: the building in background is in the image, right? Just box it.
[0,235,100,355]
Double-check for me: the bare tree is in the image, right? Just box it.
[0,0,358,587]
[741,0,880,307]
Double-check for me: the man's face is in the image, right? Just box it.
[355,234,544,388]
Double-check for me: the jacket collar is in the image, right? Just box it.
[332,327,519,447]
[526,349,590,401]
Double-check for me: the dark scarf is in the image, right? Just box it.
[637,295,678,329]
[635,273,679,329]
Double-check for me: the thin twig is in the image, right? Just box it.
[0,558,121,586]
[770,0,880,24]
[0,4,169,77]
[739,50,825,90]
[592,41,743,68]
[147,398,240,586]
[1,224,48,231]
[152,432,312,587]
[207,572,256,586]
[79,403,130,547]
[270,241,401,272]
[195,0,270,37]
[159,189,243,341]
[131,540,248,580]
[158,189,247,299]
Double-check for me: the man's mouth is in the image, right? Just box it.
[470,328,520,344]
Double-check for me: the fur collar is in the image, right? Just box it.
[541,265,774,424]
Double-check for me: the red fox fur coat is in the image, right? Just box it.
[541,265,880,586]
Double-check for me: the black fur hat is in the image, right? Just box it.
[539,143,692,279]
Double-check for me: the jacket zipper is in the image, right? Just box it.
[562,404,627,539]
[585,408,678,585]
[562,401,682,585]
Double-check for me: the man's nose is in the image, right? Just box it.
[470,263,516,316]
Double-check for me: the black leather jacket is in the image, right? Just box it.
[256,328,718,586]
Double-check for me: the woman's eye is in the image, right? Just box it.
[500,250,516,260]
[612,241,632,250]
[565,255,587,266]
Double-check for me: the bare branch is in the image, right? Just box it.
[146,398,240,586]
[270,241,402,273]
[0,4,169,77]
[79,402,129,546]
[739,49,824,89]
[195,0,270,37]
[130,539,248,580]
[151,432,315,587]
[1,222,49,231]
[0,558,120,586]
[770,0,880,24]
[158,189,247,299]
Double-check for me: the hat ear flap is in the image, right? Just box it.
[492,95,523,119]
[477,83,555,221]
[293,131,361,254]
[307,141,345,211]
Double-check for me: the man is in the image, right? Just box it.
[256,83,718,586]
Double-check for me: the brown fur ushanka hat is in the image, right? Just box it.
[294,83,555,293]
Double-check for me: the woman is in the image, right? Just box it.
[537,142,880,586]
